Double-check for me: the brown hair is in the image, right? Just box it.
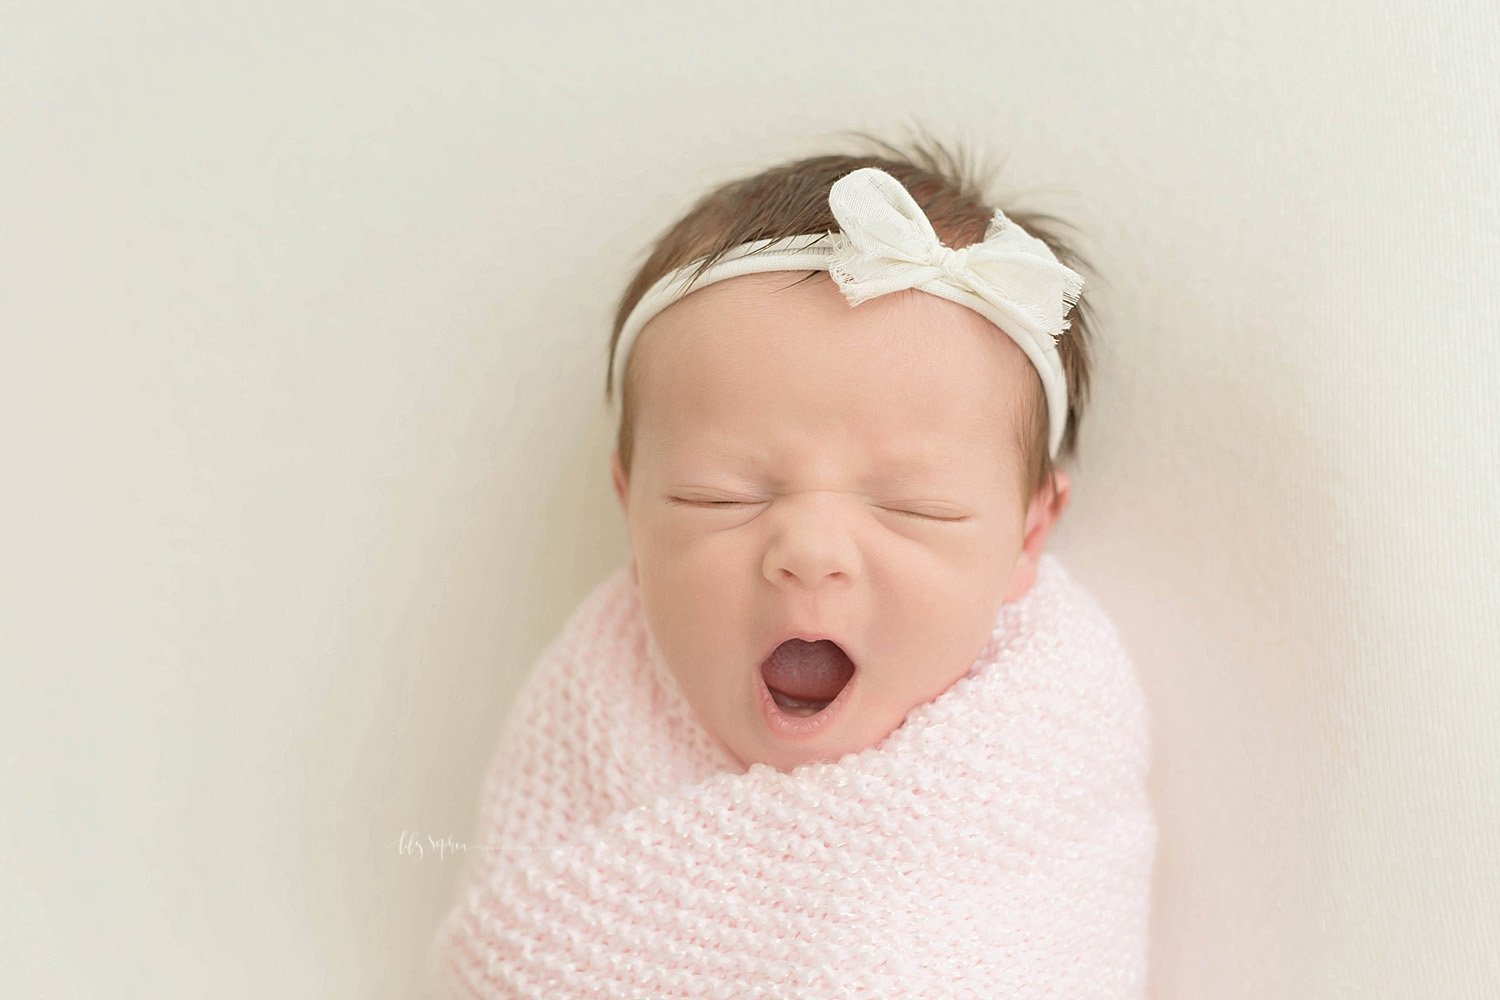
[605,134,1095,502]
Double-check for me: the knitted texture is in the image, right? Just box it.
[427,553,1156,999]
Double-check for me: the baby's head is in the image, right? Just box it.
[604,140,1094,772]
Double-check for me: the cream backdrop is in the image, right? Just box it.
[2,1,1496,997]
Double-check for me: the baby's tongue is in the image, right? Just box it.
[762,639,855,702]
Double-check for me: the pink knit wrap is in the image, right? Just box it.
[427,553,1156,999]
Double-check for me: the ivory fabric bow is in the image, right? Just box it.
[825,167,1083,352]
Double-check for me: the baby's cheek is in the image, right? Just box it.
[651,523,750,581]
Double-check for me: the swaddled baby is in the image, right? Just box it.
[429,140,1157,998]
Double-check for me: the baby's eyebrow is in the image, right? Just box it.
[867,454,969,482]
[873,456,945,475]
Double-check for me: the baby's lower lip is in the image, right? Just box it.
[758,664,854,740]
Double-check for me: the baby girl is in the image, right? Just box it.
[429,139,1156,999]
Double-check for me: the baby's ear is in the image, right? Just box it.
[1020,469,1071,563]
[609,449,629,512]
[1003,470,1071,602]
[609,451,638,585]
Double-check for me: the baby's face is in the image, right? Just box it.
[611,271,1067,771]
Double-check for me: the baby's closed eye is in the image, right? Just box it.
[880,506,971,522]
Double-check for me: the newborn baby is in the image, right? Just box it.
[429,142,1156,999]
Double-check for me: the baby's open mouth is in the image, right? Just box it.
[761,639,856,717]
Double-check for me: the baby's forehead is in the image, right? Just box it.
[627,276,1036,485]
[632,272,1037,420]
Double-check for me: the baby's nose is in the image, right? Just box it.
[761,495,861,589]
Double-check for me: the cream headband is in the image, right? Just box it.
[612,166,1084,460]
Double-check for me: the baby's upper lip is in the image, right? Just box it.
[757,630,859,670]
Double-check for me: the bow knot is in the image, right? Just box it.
[929,244,970,283]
